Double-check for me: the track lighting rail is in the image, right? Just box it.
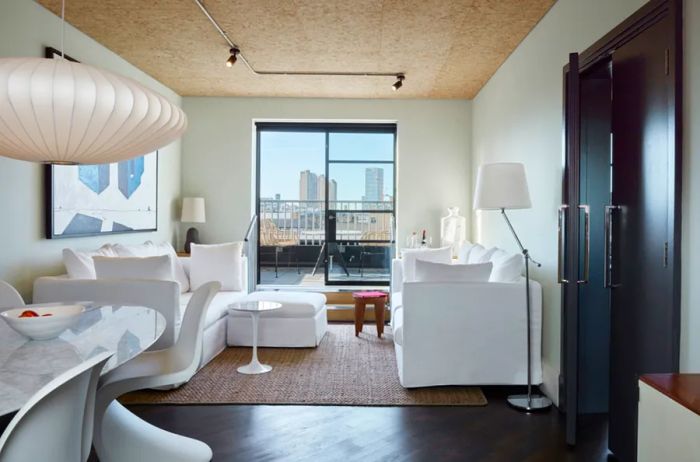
[193,0,406,90]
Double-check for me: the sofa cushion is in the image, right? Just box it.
[467,244,498,264]
[401,246,452,282]
[392,306,404,347]
[456,240,476,264]
[94,255,174,282]
[190,242,243,291]
[113,241,189,293]
[489,251,524,283]
[63,245,117,279]
[414,260,493,283]
[228,291,326,319]
[179,290,247,330]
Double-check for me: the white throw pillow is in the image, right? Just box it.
[190,242,243,291]
[401,246,452,282]
[457,240,476,264]
[414,260,493,283]
[93,255,174,282]
[489,252,524,283]
[113,241,189,293]
[467,244,498,264]
[112,242,154,257]
[62,245,117,279]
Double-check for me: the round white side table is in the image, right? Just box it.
[229,300,282,374]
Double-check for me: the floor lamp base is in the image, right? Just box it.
[507,394,553,412]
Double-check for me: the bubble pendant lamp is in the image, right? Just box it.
[0,3,186,165]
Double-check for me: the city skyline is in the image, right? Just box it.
[259,131,394,201]
[298,170,337,202]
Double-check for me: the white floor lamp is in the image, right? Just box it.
[473,162,552,412]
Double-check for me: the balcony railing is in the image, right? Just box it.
[259,199,393,246]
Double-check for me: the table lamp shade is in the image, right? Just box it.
[181,197,206,223]
[473,162,532,210]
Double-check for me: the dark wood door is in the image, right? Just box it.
[608,15,679,462]
[561,52,581,446]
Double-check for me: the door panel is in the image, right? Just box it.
[562,52,581,446]
[609,16,676,462]
[577,63,612,415]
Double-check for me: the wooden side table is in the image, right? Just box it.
[353,291,388,338]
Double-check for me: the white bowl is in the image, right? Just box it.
[1,305,85,340]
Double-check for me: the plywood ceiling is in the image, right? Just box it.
[36,0,555,99]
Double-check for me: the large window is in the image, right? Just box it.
[256,123,396,286]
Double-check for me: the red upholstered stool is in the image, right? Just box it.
[352,291,388,338]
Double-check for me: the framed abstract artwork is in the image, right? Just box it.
[45,153,159,239]
[43,46,158,239]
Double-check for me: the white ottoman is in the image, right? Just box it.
[227,291,328,348]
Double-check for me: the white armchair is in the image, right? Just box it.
[391,258,543,388]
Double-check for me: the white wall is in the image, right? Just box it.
[0,0,183,298]
[471,0,650,403]
[181,98,471,250]
[681,0,700,372]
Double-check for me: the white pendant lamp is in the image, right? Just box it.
[0,2,187,165]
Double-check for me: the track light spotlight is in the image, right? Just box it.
[392,74,405,91]
[226,48,240,68]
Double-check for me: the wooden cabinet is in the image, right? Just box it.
[638,374,700,462]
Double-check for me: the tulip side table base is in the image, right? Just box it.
[237,311,272,374]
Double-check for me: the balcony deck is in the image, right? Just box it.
[259,266,389,287]
[257,199,393,288]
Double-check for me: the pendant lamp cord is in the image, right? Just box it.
[60,0,65,59]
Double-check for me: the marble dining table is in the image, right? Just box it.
[0,303,165,416]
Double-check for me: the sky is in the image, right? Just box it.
[259,131,394,201]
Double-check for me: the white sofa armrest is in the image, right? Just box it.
[179,256,249,294]
[240,256,249,294]
[398,279,543,387]
[33,276,180,350]
[391,258,403,294]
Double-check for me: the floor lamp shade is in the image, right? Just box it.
[473,162,532,210]
[181,198,206,223]
[0,58,187,164]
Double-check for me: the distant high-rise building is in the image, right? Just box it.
[316,175,338,203]
[329,179,338,203]
[299,170,318,201]
[317,174,326,201]
[364,168,384,202]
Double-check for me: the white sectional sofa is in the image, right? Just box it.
[34,253,249,369]
[390,244,543,388]
[33,241,329,376]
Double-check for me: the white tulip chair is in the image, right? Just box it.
[0,281,24,311]
[0,351,113,462]
[94,281,220,462]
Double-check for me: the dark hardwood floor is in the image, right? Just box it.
[89,387,613,462]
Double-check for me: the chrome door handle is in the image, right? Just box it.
[558,205,569,284]
[578,205,590,284]
[604,205,621,288]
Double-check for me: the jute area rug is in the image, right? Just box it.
[121,323,487,407]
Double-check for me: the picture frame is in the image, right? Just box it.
[43,46,159,239]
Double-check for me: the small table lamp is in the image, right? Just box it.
[181,197,206,253]
[473,162,552,412]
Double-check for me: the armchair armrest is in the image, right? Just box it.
[398,280,543,387]
[33,276,180,350]
[391,258,403,294]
